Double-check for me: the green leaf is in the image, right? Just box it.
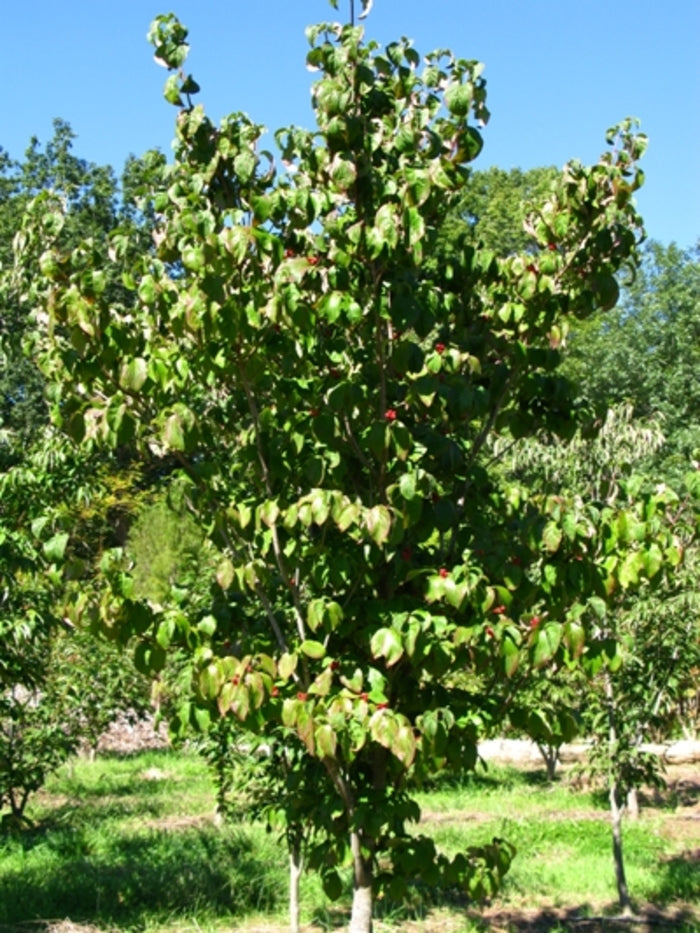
[370,627,404,667]
[199,662,222,700]
[300,639,326,660]
[365,505,392,546]
[542,522,563,553]
[322,870,343,901]
[399,472,417,501]
[278,652,298,680]
[43,532,69,562]
[164,74,183,106]
[315,723,337,758]
[532,624,562,668]
[501,637,519,677]
[216,557,235,590]
[119,358,148,392]
[444,82,472,116]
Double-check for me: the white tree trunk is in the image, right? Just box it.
[348,828,373,933]
[289,843,302,933]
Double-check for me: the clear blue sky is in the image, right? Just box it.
[2,1,698,247]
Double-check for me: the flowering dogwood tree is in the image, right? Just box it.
[11,6,678,929]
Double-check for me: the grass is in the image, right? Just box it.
[0,750,697,933]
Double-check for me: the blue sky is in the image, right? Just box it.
[2,0,698,247]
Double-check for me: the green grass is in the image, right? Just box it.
[0,750,696,932]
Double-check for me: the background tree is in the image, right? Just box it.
[562,240,700,482]
[0,125,167,820]
[436,165,558,258]
[503,404,698,910]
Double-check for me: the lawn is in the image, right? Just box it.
[0,748,697,933]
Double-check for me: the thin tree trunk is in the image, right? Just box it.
[610,780,632,911]
[605,671,632,913]
[349,828,373,933]
[626,787,639,820]
[289,839,303,933]
[537,742,558,782]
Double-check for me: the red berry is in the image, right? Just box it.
[385,409,397,421]
[271,686,280,697]
[376,702,389,710]
[435,342,446,354]
[547,243,557,251]
[307,255,319,266]
[493,605,506,615]
[297,691,308,701]
[284,248,295,258]
[530,616,540,629]
[330,660,340,671]
[439,568,449,578]
[486,626,495,638]
[360,692,369,702]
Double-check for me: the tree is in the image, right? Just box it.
[436,165,559,259]
[503,404,699,910]
[10,7,670,929]
[562,240,700,482]
[0,124,166,821]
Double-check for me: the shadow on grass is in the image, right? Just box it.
[313,897,700,932]
[464,903,700,932]
[420,763,558,795]
[649,846,700,904]
[0,823,281,927]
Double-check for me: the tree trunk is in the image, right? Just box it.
[289,840,303,933]
[605,671,632,913]
[348,828,373,933]
[626,786,639,820]
[610,780,632,912]
[537,742,559,782]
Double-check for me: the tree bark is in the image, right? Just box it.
[289,840,303,933]
[605,671,632,913]
[610,781,632,911]
[349,828,373,933]
[537,742,559,782]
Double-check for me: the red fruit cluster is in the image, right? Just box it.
[530,616,541,629]
[439,567,449,578]
[435,342,446,354]
[297,691,308,701]
[376,702,389,710]
[330,660,340,671]
[492,605,506,615]
[284,248,295,258]
[385,409,397,421]
[307,255,319,266]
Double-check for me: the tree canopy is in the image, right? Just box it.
[2,6,696,931]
